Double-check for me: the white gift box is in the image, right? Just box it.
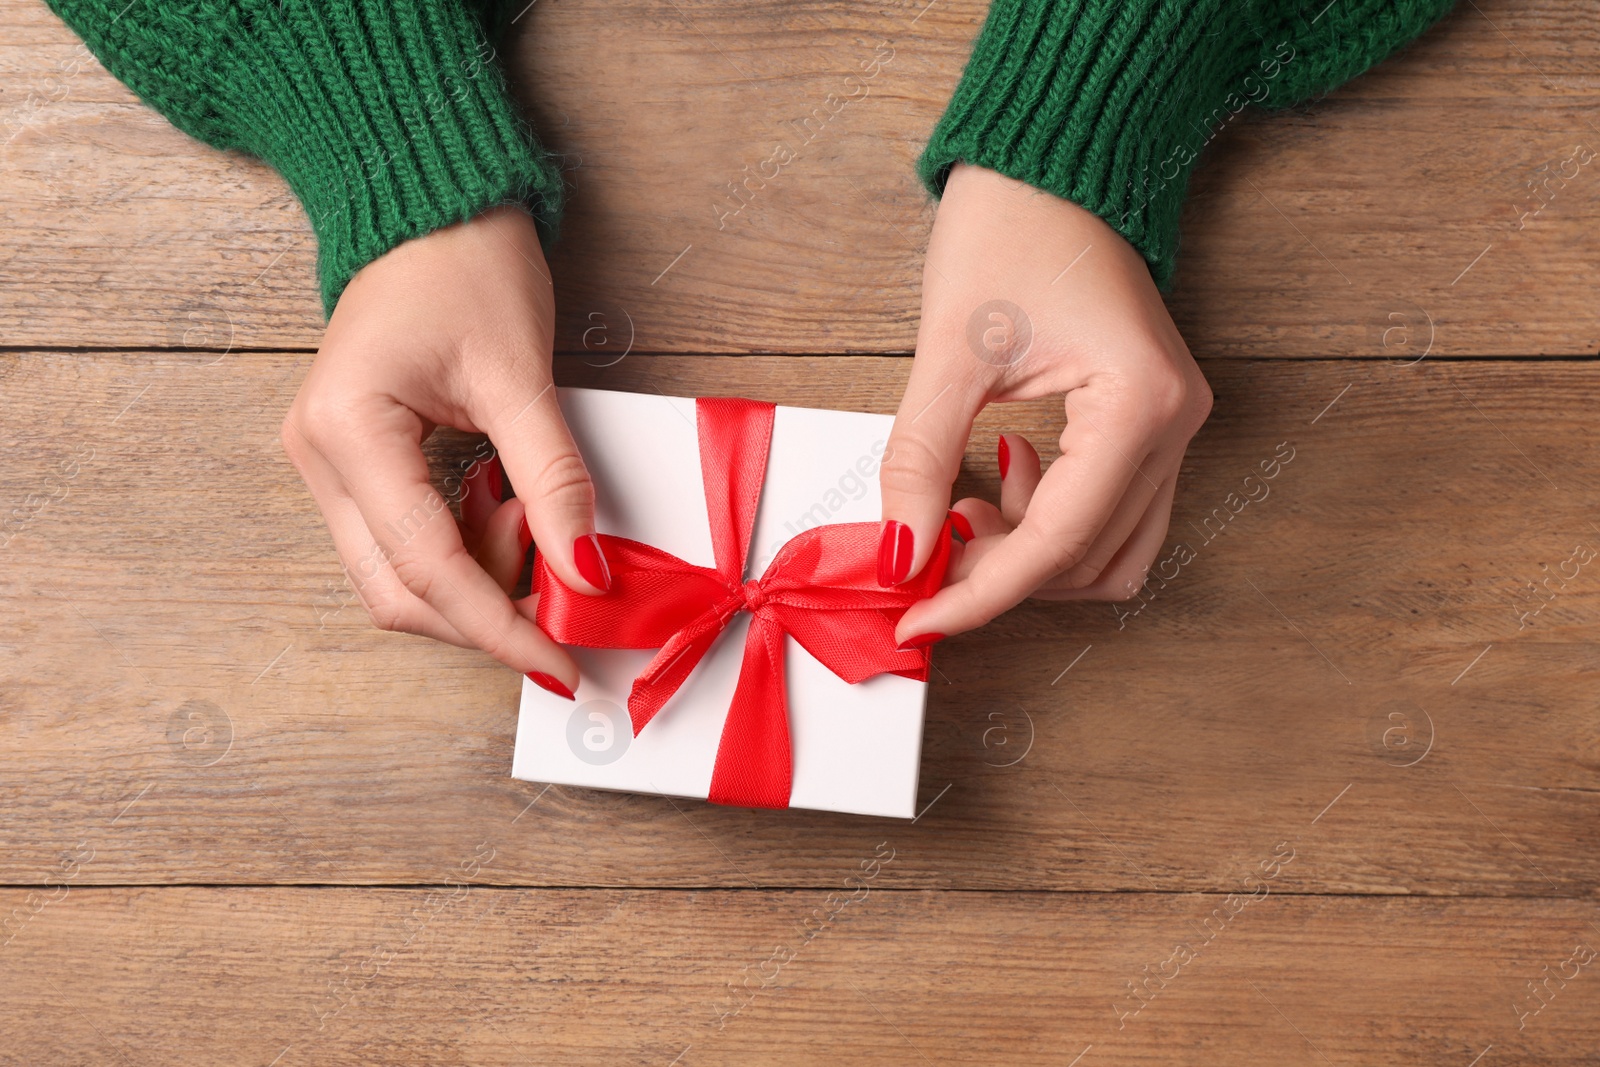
[510,387,929,818]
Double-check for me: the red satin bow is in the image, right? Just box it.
[535,396,950,809]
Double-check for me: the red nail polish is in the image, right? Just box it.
[896,632,946,651]
[574,534,612,592]
[486,455,504,503]
[998,435,1010,480]
[518,516,533,554]
[877,520,913,587]
[526,671,575,700]
[949,511,975,542]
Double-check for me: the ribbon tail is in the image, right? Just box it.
[627,613,725,735]
[707,616,792,809]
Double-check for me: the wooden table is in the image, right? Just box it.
[3,1,1597,1062]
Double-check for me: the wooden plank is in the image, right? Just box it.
[3,0,1598,355]
[1,887,1595,1064]
[2,352,1597,889]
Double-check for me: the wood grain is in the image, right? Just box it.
[2,352,1596,891]
[2,0,1597,355]
[1,887,1596,1065]
[7,2,1598,1060]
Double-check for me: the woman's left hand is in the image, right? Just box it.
[878,164,1213,646]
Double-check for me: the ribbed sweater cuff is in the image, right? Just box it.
[918,0,1274,290]
[215,2,564,314]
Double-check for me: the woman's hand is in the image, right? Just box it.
[280,205,608,697]
[881,164,1213,646]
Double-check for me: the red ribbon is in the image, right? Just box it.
[535,397,950,809]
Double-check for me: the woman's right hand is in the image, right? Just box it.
[280,205,608,699]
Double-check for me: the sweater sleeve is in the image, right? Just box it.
[917,0,1456,289]
[46,0,565,315]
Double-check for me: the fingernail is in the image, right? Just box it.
[526,671,576,700]
[487,455,504,503]
[877,520,913,587]
[518,515,533,555]
[949,511,975,542]
[574,533,612,592]
[998,435,1010,480]
[896,632,946,651]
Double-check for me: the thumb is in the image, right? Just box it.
[483,382,610,596]
[877,356,982,586]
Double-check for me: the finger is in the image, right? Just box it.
[997,432,1041,526]
[878,357,983,586]
[282,420,474,648]
[460,451,503,534]
[456,513,480,557]
[1035,476,1177,601]
[480,381,609,596]
[333,403,580,689]
[894,410,1157,641]
[941,531,1000,585]
[475,498,533,595]
[1055,453,1162,588]
[944,477,1174,597]
[951,497,1009,540]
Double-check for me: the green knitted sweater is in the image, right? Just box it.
[48,0,1454,311]
[46,0,563,314]
[920,0,1458,288]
